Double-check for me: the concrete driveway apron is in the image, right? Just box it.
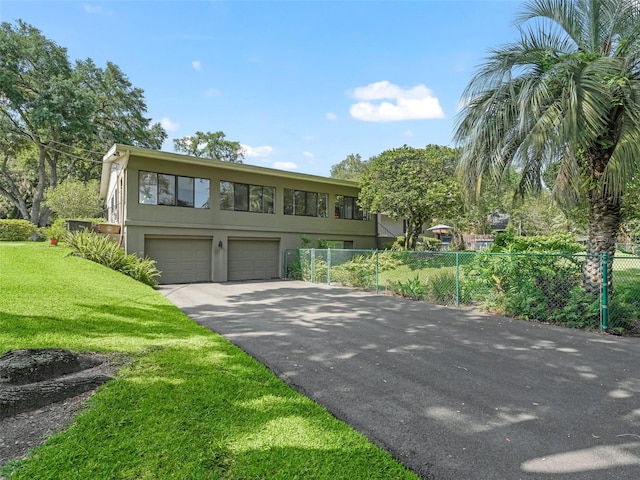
[159,280,640,480]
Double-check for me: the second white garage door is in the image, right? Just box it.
[145,237,212,284]
[228,239,280,281]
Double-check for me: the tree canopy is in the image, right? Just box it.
[0,20,166,226]
[454,0,640,294]
[43,179,103,220]
[173,131,244,163]
[329,154,368,182]
[358,145,462,249]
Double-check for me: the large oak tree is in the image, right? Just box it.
[0,20,166,226]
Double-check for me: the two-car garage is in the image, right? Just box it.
[144,236,280,284]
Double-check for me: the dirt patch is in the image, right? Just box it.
[0,349,125,469]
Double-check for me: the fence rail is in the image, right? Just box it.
[284,249,640,334]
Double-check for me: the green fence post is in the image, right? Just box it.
[375,250,380,294]
[311,248,316,283]
[455,252,460,307]
[327,248,331,285]
[601,251,608,332]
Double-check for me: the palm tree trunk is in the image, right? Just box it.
[582,191,621,296]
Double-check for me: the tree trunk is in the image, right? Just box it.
[582,190,621,296]
[0,349,113,419]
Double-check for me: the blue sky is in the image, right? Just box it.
[0,0,525,176]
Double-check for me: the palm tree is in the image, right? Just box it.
[454,0,640,295]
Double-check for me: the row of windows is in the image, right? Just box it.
[138,171,368,220]
[220,181,275,213]
[139,171,210,208]
[284,189,328,217]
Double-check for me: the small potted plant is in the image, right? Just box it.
[44,221,67,246]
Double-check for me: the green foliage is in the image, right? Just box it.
[392,236,406,250]
[455,0,640,293]
[44,179,103,219]
[173,130,244,163]
[419,236,442,251]
[393,275,425,300]
[43,218,69,242]
[67,230,160,286]
[426,271,457,305]
[331,251,402,289]
[491,232,584,253]
[0,219,36,241]
[329,153,368,182]
[0,20,166,226]
[462,250,599,327]
[359,145,462,250]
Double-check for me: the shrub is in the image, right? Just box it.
[419,236,441,251]
[331,251,402,289]
[393,275,425,300]
[0,219,37,241]
[67,230,160,287]
[426,271,456,305]
[462,250,600,327]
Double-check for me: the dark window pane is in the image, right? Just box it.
[139,171,158,205]
[177,176,194,207]
[344,196,354,219]
[335,195,344,218]
[284,189,294,215]
[318,193,328,218]
[306,192,318,217]
[354,201,363,220]
[249,185,263,212]
[294,191,306,216]
[234,183,249,211]
[158,174,176,206]
[263,186,275,213]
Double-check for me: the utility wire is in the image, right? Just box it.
[43,144,104,164]
[45,139,107,156]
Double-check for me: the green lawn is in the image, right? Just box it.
[0,242,418,480]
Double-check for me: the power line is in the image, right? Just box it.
[42,144,104,164]
[45,139,107,156]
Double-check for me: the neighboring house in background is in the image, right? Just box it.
[376,214,438,247]
[99,144,376,284]
[488,210,510,232]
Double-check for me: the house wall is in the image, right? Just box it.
[116,153,376,282]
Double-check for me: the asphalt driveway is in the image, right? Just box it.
[159,280,640,480]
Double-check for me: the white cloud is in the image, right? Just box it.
[192,60,203,71]
[160,117,180,132]
[349,81,444,122]
[241,144,273,158]
[274,161,298,170]
[83,4,110,15]
[303,151,314,158]
[204,88,221,97]
[404,129,414,137]
[326,112,337,121]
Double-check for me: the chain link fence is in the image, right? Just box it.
[284,248,640,334]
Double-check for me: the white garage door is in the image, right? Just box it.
[228,239,280,281]
[145,237,212,284]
